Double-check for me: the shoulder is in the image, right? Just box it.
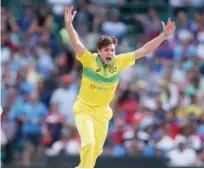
[185,148,196,154]
[92,53,98,59]
[167,149,178,156]
[115,52,135,59]
[39,102,47,111]
[77,50,97,58]
[114,52,135,65]
[76,50,98,66]
[52,88,62,95]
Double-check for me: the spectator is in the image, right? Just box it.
[18,7,34,33]
[29,6,53,33]
[195,148,204,166]
[101,8,128,39]
[167,135,197,166]
[135,8,161,37]
[45,127,80,156]
[1,127,8,166]
[156,123,175,151]
[118,89,138,124]
[44,103,64,145]
[1,110,16,164]
[50,74,77,125]
[21,91,47,166]
[159,79,179,111]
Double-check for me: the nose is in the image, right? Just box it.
[108,52,113,57]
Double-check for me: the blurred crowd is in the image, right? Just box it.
[1,0,204,167]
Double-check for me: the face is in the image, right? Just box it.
[51,104,59,113]
[149,8,157,18]
[63,82,70,89]
[98,44,115,65]
[29,92,39,103]
[178,11,187,23]
[24,8,32,17]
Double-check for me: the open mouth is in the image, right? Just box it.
[106,57,111,62]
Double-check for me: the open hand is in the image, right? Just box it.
[64,6,77,25]
[162,18,176,37]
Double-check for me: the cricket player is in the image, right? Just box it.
[64,6,175,168]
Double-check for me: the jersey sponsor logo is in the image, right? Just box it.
[96,68,101,72]
[90,84,96,89]
[90,84,107,90]
[83,67,120,84]
[97,87,106,91]
[108,66,117,74]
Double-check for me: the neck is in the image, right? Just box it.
[98,54,107,66]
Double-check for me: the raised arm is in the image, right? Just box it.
[64,6,86,57]
[134,18,176,60]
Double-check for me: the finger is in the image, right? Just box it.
[67,7,70,17]
[169,19,172,27]
[173,22,176,30]
[169,22,172,29]
[168,18,171,25]
[170,22,174,31]
[64,10,67,23]
[170,20,174,27]
[68,7,71,14]
[71,6,76,14]
[67,7,70,14]
[169,20,172,28]
[65,8,68,18]
[171,21,175,29]
[73,10,77,17]
[65,7,70,21]
[72,6,76,15]
[161,21,165,29]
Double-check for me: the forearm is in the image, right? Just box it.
[64,7,86,56]
[134,33,166,59]
[143,33,166,53]
[66,23,85,56]
[134,18,175,60]
[66,23,80,47]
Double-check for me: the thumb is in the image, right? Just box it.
[161,21,165,30]
[73,11,77,18]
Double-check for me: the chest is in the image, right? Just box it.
[88,59,119,78]
[83,66,119,86]
[82,56,121,86]
[24,104,42,117]
[98,66,118,77]
[56,89,76,103]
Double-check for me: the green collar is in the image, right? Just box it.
[96,55,114,67]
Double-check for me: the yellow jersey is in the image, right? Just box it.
[75,50,135,107]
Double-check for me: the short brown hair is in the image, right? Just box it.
[97,35,118,50]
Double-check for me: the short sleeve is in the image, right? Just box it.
[115,52,135,71]
[76,50,94,67]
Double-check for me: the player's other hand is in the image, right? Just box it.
[65,6,77,25]
[161,18,176,37]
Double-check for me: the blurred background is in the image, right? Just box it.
[1,0,204,168]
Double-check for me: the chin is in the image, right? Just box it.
[106,61,111,65]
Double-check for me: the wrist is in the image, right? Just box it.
[161,32,167,39]
[67,22,73,27]
[66,23,73,30]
